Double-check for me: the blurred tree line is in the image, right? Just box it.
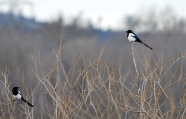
[0,6,185,91]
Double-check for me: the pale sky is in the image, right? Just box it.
[0,0,185,30]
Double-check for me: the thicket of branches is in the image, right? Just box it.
[0,42,186,118]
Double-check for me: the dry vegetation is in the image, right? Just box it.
[0,7,186,119]
[0,39,186,119]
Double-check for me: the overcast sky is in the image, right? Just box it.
[0,0,185,30]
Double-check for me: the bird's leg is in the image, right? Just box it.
[13,99,19,105]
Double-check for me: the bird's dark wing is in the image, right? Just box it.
[131,35,153,50]
[131,35,142,42]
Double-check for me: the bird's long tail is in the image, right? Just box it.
[21,97,34,107]
[141,42,153,50]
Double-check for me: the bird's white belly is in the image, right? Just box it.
[14,93,21,99]
[128,33,136,42]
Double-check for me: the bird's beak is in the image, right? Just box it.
[125,31,128,33]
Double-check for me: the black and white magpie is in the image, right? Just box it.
[12,87,34,107]
[126,30,153,50]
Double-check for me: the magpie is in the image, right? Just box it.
[12,87,34,107]
[126,30,153,50]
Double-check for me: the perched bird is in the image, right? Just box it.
[12,87,34,107]
[126,30,153,50]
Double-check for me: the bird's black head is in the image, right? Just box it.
[12,87,20,95]
[126,30,133,33]
[12,87,20,92]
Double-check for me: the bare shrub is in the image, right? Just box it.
[0,42,185,119]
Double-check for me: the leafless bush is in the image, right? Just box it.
[0,41,185,119]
